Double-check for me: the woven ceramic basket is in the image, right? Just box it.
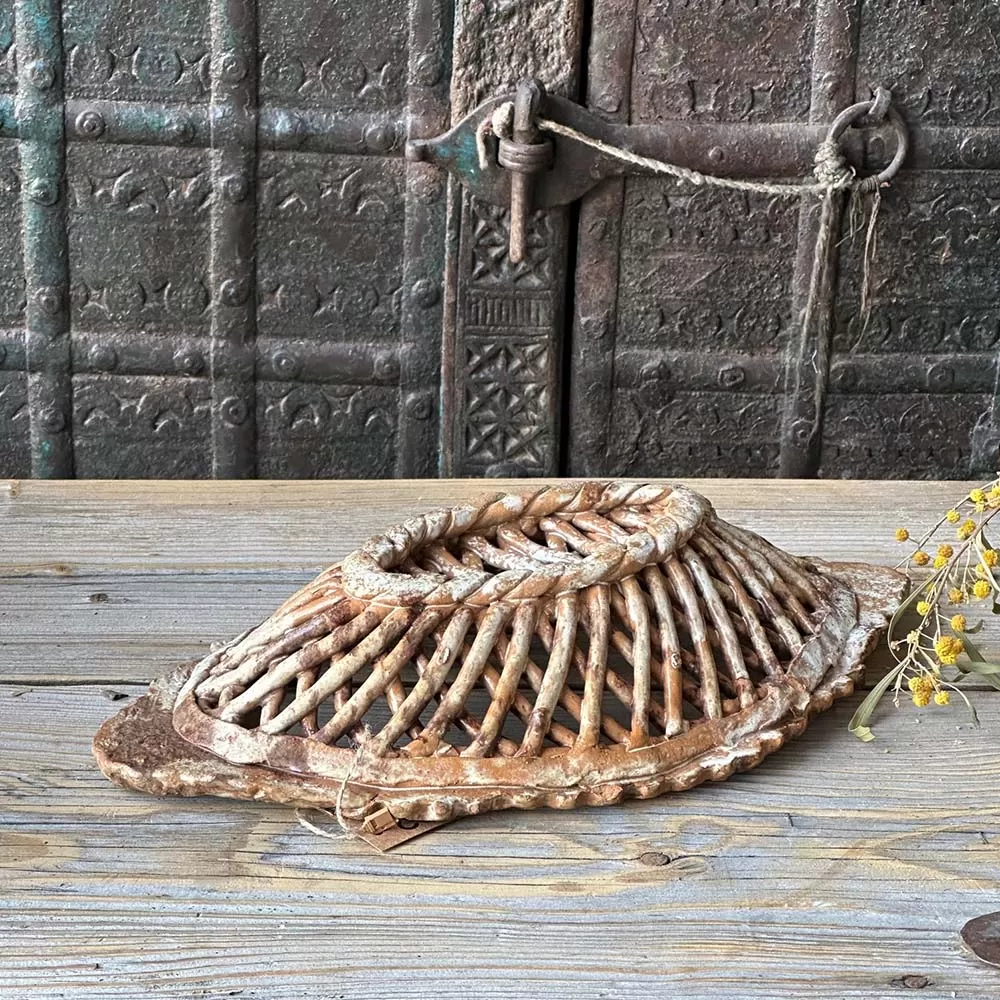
[94,482,905,847]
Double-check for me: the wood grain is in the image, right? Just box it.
[2,479,999,998]
[0,573,310,682]
[5,479,999,685]
[2,684,999,998]
[0,477,984,572]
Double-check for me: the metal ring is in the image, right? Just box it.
[826,95,909,185]
[868,88,891,123]
[861,86,892,125]
[498,137,554,174]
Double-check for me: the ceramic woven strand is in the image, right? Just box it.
[94,482,906,843]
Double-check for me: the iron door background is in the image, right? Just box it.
[0,0,997,480]
[568,0,1000,480]
[0,0,452,478]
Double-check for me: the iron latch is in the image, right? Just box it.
[406,78,908,263]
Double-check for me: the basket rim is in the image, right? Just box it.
[339,480,713,607]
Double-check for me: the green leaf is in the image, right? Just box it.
[962,660,1000,691]
[886,583,927,643]
[956,659,1000,691]
[962,633,986,661]
[848,664,905,742]
[961,660,1000,674]
[964,620,984,634]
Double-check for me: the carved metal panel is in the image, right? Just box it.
[569,0,1000,480]
[2,0,997,481]
[0,0,452,478]
[440,0,581,477]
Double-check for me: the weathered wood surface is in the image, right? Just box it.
[2,479,999,999]
[4,478,998,685]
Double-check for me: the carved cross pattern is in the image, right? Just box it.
[464,340,549,467]
[469,202,554,288]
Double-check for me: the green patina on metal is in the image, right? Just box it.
[15,0,72,478]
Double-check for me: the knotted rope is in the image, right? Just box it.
[479,97,893,387]
[295,724,374,842]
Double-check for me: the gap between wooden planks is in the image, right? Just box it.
[1,683,999,998]
[2,478,997,688]
[3,480,1000,997]
[0,477,986,572]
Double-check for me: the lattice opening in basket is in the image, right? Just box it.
[95,481,905,847]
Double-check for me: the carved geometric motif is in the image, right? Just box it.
[258,0,408,110]
[72,375,212,478]
[631,0,815,124]
[463,338,550,470]
[67,145,211,337]
[469,202,554,290]
[256,381,398,478]
[448,184,565,476]
[256,153,405,343]
[856,1,1000,128]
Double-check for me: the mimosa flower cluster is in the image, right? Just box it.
[850,480,1000,740]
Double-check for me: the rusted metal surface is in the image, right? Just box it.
[962,912,1000,968]
[93,481,905,845]
[408,89,883,209]
[1,0,998,480]
[438,0,581,478]
[568,0,1000,481]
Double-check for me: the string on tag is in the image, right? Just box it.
[295,724,374,843]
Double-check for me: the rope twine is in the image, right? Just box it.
[296,724,374,842]
[235,100,897,839]
[477,100,889,388]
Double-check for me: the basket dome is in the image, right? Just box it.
[95,482,905,843]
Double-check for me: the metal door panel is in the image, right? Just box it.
[3,0,997,481]
[440,0,582,477]
[569,0,1000,480]
[823,1,1000,478]
[0,0,451,478]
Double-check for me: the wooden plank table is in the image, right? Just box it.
[2,478,999,999]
